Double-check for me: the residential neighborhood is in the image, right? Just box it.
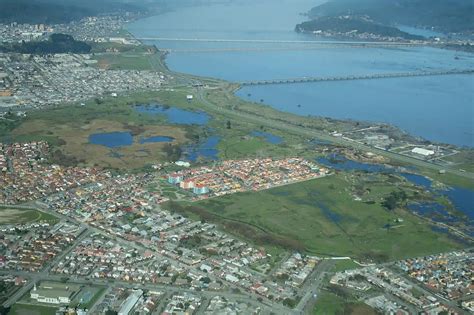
[0,0,473,314]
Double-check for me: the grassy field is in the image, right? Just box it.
[0,207,58,225]
[313,291,376,315]
[93,53,156,70]
[442,150,474,173]
[332,259,360,273]
[8,304,57,315]
[167,173,465,262]
[313,291,346,315]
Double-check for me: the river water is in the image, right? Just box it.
[127,0,474,147]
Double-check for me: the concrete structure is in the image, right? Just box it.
[168,174,183,184]
[412,147,435,157]
[193,185,209,195]
[30,282,79,305]
[180,180,195,189]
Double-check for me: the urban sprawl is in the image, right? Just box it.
[0,11,472,315]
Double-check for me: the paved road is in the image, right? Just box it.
[295,260,334,314]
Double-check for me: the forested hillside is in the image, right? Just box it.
[307,0,474,33]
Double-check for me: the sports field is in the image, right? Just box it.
[0,207,58,225]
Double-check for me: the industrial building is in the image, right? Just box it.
[411,147,435,157]
[30,282,80,305]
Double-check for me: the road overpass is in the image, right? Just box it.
[240,69,474,86]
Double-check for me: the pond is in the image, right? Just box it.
[182,136,221,162]
[89,132,175,148]
[317,154,394,173]
[89,132,133,148]
[135,104,210,125]
[251,131,283,144]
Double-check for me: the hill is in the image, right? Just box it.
[296,16,424,40]
[307,0,474,34]
[0,34,91,54]
[0,0,144,24]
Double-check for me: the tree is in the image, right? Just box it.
[382,190,408,211]
[105,310,118,315]
[226,120,232,129]
[283,298,297,308]
[201,276,211,284]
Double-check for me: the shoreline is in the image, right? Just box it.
[123,11,473,150]
[131,33,473,152]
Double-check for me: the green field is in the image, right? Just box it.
[0,207,58,225]
[167,174,465,262]
[313,291,346,315]
[332,259,360,273]
[313,291,376,315]
[93,53,156,70]
[7,304,57,315]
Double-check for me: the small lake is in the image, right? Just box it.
[251,131,283,144]
[317,154,396,174]
[135,104,210,125]
[89,131,174,148]
[182,136,221,162]
[89,132,133,148]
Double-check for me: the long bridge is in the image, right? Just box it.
[161,43,421,53]
[138,37,426,47]
[239,69,474,86]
